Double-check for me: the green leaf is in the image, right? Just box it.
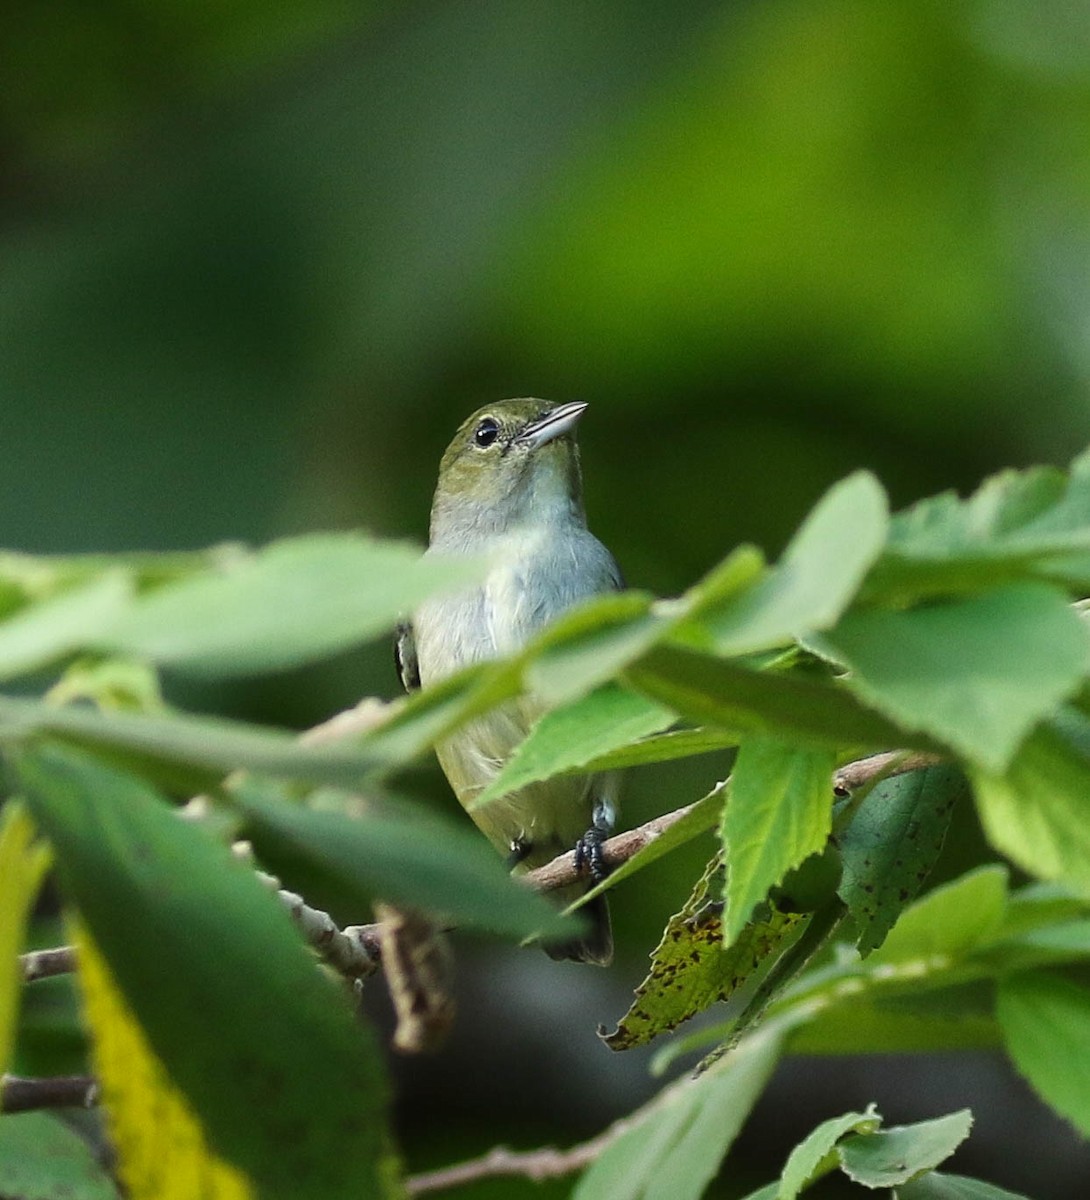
[997,971,1090,1136]
[0,546,229,598]
[48,656,165,713]
[361,659,522,768]
[989,918,1090,971]
[972,719,1090,898]
[625,645,917,752]
[837,1111,974,1188]
[0,803,51,1073]
[689,472,889,655]
[786,995,1000,1056]
[0,1112,121,1199]
[575,725,739,773]
[228,778,573,943]
[477,683,675,803]
[671,544,767,640]
[526,592,665,704]
[817,584,1090,771]
[779,1105,882,1199]
[526,548,765,706]
[16,744,398,1200]
[0,695,388,789]
[601,855,802,1050]
[0,570,133,681]
[838,765,967,955]
[722,737,836,944]
[867,866,1008,966]
[574,1079,705,1200]
[99,533,482,677]
[575,1027,783,1200]
[865,456,1090,602]
[73,921,258,1198]
[997,881,1090,939]
[777,870,1021,1057]
[895,1172,1033,1200]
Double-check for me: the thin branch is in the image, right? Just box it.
[18,875,382,989]
[402,1026,762,1198]
[298,697,393,746]
[405,1069,685,1195]
[833,750,941,792]
[265,878,382,980]
[17,801,706,988]
[19,944,77,982]
[406,1142,605,1195]
[1,1073,98,1114]
[240,845,382,981]
[525,747,940,894]
[523,797,708,892]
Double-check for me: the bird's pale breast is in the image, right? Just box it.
[413,523,619,860]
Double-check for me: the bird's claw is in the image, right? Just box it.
[574,827,610,883]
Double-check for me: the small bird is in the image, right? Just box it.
[396,399,622,964]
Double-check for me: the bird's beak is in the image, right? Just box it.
[520,402,588,449]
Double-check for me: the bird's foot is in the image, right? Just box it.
[574,826,611,883]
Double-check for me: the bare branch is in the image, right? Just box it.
[247,855,382,981]
[19,880,382,989]
[525,747,941,894]
[1,1073,98,1114]
[298,698,392,746]
[833,750,941,793]
[406,1066,689,1195]
[406,1142,604,1194]
[19,944,77,982]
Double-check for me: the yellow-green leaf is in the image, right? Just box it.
[972,719,1090,898]
[72,922,253,1200]
[18,744,400,1200]
[601,856,802,1051]
[0,801,51,1073]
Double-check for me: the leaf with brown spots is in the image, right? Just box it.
[600,854,802,1050]
[838,764,967,955]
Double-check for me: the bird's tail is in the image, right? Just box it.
[544,888,612,967]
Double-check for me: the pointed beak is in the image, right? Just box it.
[519,401,588,449]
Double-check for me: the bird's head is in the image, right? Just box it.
[430,398,588,545]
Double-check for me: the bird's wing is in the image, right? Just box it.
[394,621,420,693]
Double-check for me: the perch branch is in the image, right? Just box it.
[1,1073,98,1114]
[833,749,940,792]
[523,797,708,892]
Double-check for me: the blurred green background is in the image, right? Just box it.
[5,1,1090,1195]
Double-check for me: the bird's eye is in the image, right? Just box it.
[474,417,500,448]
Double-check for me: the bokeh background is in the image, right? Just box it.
[5,1,1090,1195]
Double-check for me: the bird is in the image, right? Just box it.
[396,398,622,964]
